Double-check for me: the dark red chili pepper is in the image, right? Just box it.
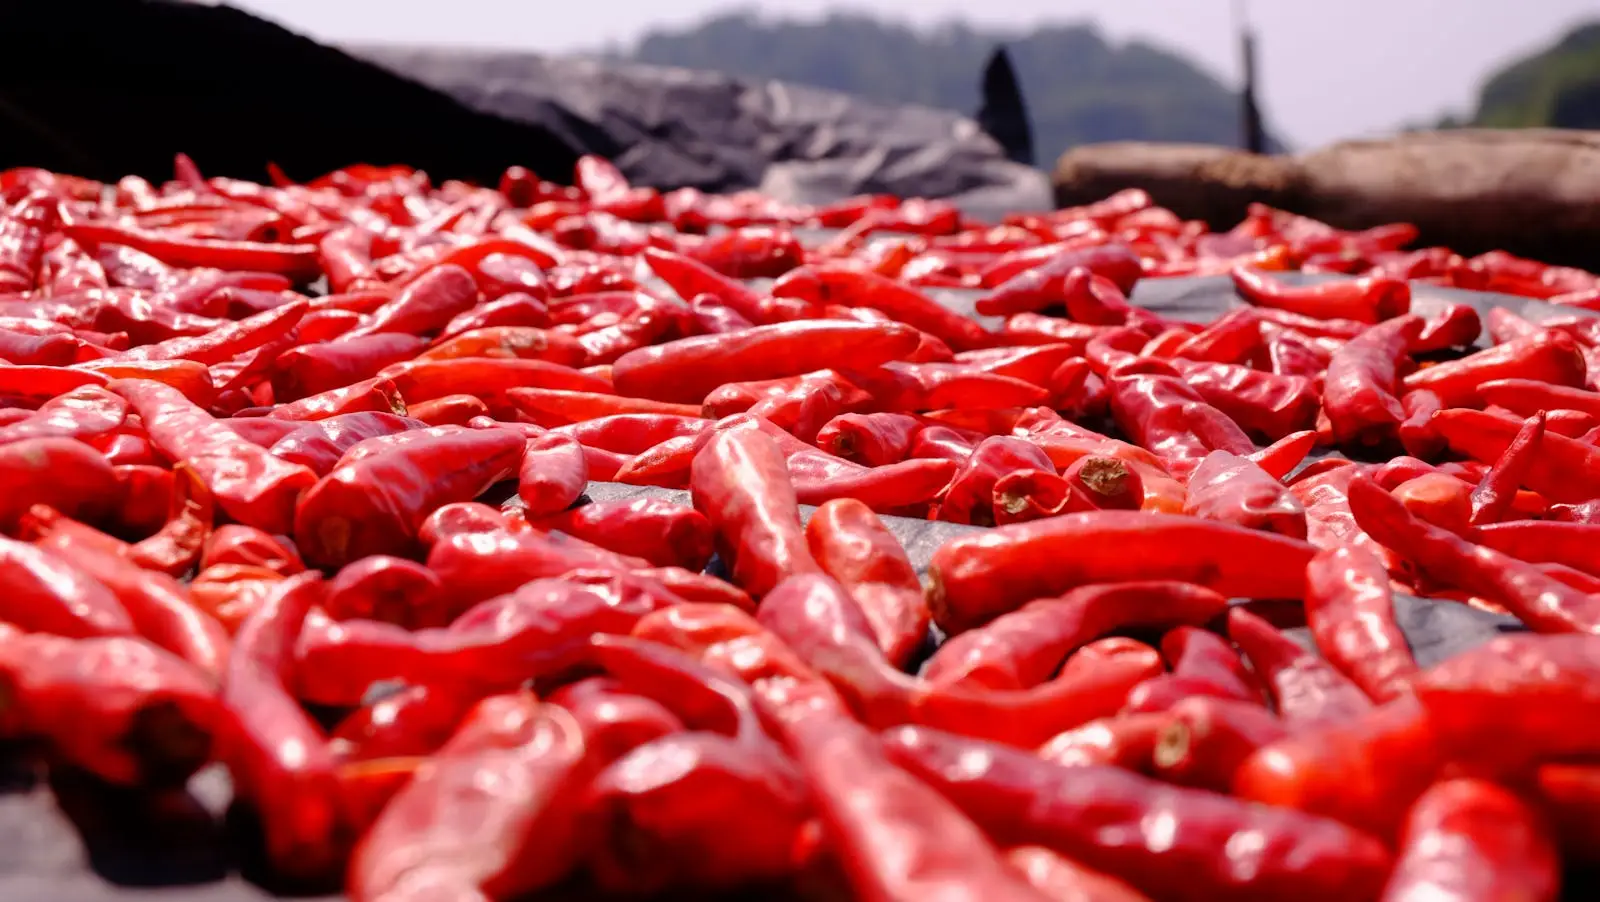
[271,333,428,401]
[927,511,1314,634]
[124,463,212,577]
[803,497,929,670]
[1412,301,1483,352]
[882,725,1392,902]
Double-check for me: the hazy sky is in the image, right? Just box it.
[232,0,1596,149]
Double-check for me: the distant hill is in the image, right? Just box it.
[622,11,1277,166]
[1455,22,1600,129]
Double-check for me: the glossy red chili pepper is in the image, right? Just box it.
[1231,267,1409,323]
[774,264,993,351]
[523,497,713,572]
[1380,778,1559,902]
[1107,362,1253,471]
[0,434,121,530]
[123,463,212,577]
[883,726,1392,902]
[1007,845,1154,902]
[424,526,652,613]
[1150,696,1287,791]
[0,534,134,637]
[197,524,303,575]
[1304,545,1417,703]
[1228,607,1373,726]
[63,220,321,281]
[1405,329,1588,407]
[975,243,1143,314]
[0,624,219,786]
[1347,473,1600,632]
[1323,314,1423,449]
[924,582,1227,691]
[294,426,524,568]
[689,427,821,599]
[927,511,1314,634]
[1434,406,1600,503]
[223,573,349,880]
[801,497,928,670]
[349,694,592,902]
[1124,627,1266,713]
[1389,471,1474,535]
[1183,450,1306,538]
[1412,301,1482,352]
[1036,712,1172,772]
[1467,410,1544,526]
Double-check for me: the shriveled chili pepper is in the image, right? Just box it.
[1322,313,1422,449]
[1434,406,1600,504]
[1479,376,1600,419]
[1380,778,1559,902]
[349,694,592,902]
[773,263,993,351]
[801,497,929,670]
[525,497,714,572]
[1347,473,1600,633]
[63,219,321,281]
[975,243,1143,315]
[112,378,315,532]
[1305,545,1417,703]
[1403,329,1588,408]
[883,725,1392,902]
[124,462,212,577]
[924,581,1227,691]
[1182,450,1306,538]
[0,534,134,637]
[1151,696,1288,792]
[1231,267,1409,323]
[1228,607,1373,726]
[1107,362,1253,472]
[544,676,684,766]
[1468,410,1544,526]
[294,426,524,568]
[0,625,220,786]
[0,385,133,448]
[424,527,653,614]
[926,511,1313,634]
[1390,471,1473,535]
[271,333,427,401]
[383,356,610,405]
[689,427,821,599]
[223,573,350,880]
[340,263,479,340]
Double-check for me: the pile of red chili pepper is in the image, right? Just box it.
[3,153,1600,902]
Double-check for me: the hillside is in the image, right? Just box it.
[623,11,1274,165]
[1464,21,1600,129]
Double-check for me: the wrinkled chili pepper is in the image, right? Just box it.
[689,427,821,599]
[1468,410,1544,525]
[1381,778,1559,902]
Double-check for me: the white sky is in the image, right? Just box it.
[231,0,1598,149]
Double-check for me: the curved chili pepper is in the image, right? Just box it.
[383,356,610,405]
[1381,778,1559,902]
[953,342,1081,386]
[349,694,592,902]
[924,582,1227,692]
[422,326,583,367]
[1036,713,1171,772]
[938,436,1054,526]
[975,243,1142,315]
[294,426,524,568]
[1227,607,1373,726]
[927,511,1314,634]
[642,246,767,324]
[702,370,872,418]
[1149,696,1287,792]
[223,573,349,880]
[63,220,321,281]
[198,524,303,575]
[514,432,587,518]
[424,527,651,614]
[1107,363,1253,471]
[1125,627,1266,713]
[883,726,1392,902]
[1231,267,1409,323]
[125,463,212,577]
[1347,473,1600,632]
[1167,359,1319,441]
[1322,313,1423,449]
[506,386,701,427]
[270,333,427,401]
[1467,410,1544,526]
[1433,407,1600,504]
[1404,329,1588,407]
[528,497,714,572]
[438,292,551,341]
[773,264,993,351]
[1412,301,1482,352]
[324,555,444,629]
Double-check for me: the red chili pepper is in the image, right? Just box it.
[1231,267,1409,323]
[1107,362,1254,471]
[293,426,524,568]
[1347,473,1600,632]
[1167,359,1320,441]
[1381,778,1559,902]
[422,326,583,368]
[1227,607,1373,726]
[1389,471,1474,535]
[383,356,611,406]
[1415,633,1600,772]
[0,192,60,293]
[927,511,1314,634]
[1007,845,1153,902]
[349,694,592,902]
[1037,712,1171,772]
[324,555,444,628]
[802,497,929,670]
[542,676,684,768]
[1150,696,1287,791]
[1468,410,1544,525]
[642,246,767,324]
[975,242,1143,314]
[1323,314,1423,449]
[689,427,821,599]
[123,462,212,577]
[702,370,871,418]
[63,220,321,281]
[0,625,220,786]
[223,573,349,879]
[1304,545,1417,703]
[112,378,315,532]
[197,524,303,575]
[1124,627,1266,712]
[0,434,122,530]
[1412,302,1483,352]
[882,726,1392,902]
[924,582,1227,691]
[437,292,551,340]
[1404,329,1588,407]
[403,392,487,426]
[526,497,714,572]
[424,527,652,613]
[773,264,993,351]
[1183,450,1307,538]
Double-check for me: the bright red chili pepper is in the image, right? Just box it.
[1150,696,1287,792]
[1231,267,1409,323]
[1381,778,1560,902]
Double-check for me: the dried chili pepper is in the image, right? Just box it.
[1380,778,1559,902]
[689,427,821,599]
